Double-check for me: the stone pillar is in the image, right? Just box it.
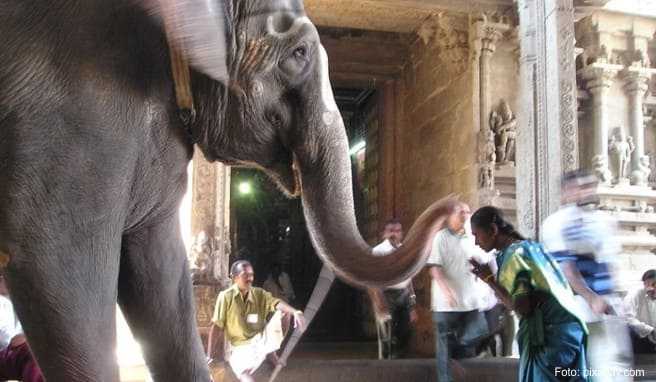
[515,0,582,237]
[479,25,505,141]
[579,64,618,184]
[623,69,652,186]
[556,2,579,173]
[212,162,231,286]
[472,20,508,205]
[190,148,231,338]
[516,0,540,237]
[190,147,231,285]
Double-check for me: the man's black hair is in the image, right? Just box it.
[230,260,252,278]
[642,269,656,282]
[383,218,402,227]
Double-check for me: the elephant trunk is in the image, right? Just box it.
[294,49,455,289]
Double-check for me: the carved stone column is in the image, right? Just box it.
[579,64,619,184]
[479,24,505,142]
[555,1,579,173]
[623,68,652,186]
[190,147,232,285]
[516,0,581,237]
[190,148,231,339]
[472,20,508,205]
[212,162,231,287]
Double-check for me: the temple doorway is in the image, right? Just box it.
[229,87,379,342]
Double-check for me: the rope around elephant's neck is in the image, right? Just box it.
[162,7,197,137]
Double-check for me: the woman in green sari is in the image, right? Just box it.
[470,206,589,381]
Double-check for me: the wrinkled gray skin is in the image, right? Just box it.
[0,1,439,381]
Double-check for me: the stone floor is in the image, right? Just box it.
[120,342,656,382]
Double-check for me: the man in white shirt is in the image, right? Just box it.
[0,274,43,382]
[372,219,417,359]
[428,203,488,382]
[263,263,296,304]
[624,269,656,353]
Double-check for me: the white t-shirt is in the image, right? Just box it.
[427,228,490,312]
[624,288,656,339]
[541,204,619,263]
[0,295,22,350]
[372,239,410,290]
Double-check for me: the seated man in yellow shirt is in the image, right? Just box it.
[207,260,305,382]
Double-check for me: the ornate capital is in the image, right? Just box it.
[471,20,510,56]
[623,68,653,96]
[579,63,621,91]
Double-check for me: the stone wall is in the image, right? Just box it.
[397,19,477,221]
[395,15,477,356]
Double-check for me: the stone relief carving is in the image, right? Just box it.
[479,130,496,189]
[212,226,231,289]
[576,49,589,69]
[560,80,578,171]
[608,128,635,183]
[417,14,470,75]
[188,231,213,283]
[559,19,578,172]
[649,152,656,184]
[632,155,651,187]
[191,153,217,235]
[592,154,611,184]
[188,230,231,287]
[490,100,517,164]
[632,49,649,68]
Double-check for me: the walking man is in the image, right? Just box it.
[428,203,488,382]
[372,219,418,358]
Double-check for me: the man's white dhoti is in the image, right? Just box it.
[226,310,285,377]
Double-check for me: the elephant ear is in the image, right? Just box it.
[143,0,229,83]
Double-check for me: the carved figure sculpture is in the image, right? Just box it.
[598,44,609,63]
[490,100,517,164]
[0,1,456,380]
[609,129,635,183]
[633,49,649,68]
[631,155,652,187]
[189,231,213,283]
[592,155,612,184]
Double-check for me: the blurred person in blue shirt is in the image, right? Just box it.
[542,169,632,381]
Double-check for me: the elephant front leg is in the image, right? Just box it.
[118,214,210,382]
[4,231,122,382]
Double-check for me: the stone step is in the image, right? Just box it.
[214,358,515,382]
[211,355,656,382]
[118,352,656,381]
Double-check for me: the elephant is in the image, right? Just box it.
[0,0,454,380]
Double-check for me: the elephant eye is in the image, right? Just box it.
[266,111,283,129]
[293,45,307,60]
[280,43,311,77]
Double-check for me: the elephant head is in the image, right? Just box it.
[157,0,454,288]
